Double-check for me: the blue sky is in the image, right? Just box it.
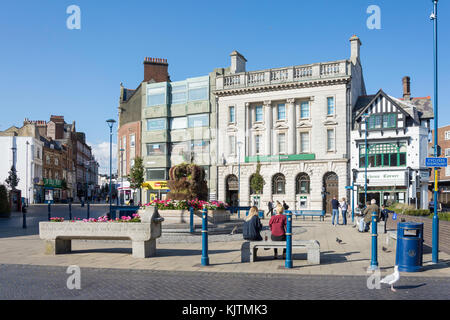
[0,0,448,172]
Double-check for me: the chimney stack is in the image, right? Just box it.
[230,51,247,74]
[402,76,411,100]
[143,57,169,83]
[349,35,362,64]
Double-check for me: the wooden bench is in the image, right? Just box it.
[39,206,164,258]
[241,240,320,264]
[286,210,325,221]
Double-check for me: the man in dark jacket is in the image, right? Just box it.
[267,201,274,217]
[331,196,340,226]
[361,199,380,232]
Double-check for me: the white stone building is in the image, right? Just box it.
[0,135,44,204]
[351,77,433,209]
[214,36,366,213]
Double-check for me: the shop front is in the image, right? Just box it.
[143,181,169,203]
[44,179,62,204]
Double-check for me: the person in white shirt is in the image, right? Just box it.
[340,198,348,225]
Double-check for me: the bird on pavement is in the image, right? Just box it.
[336,237,342,244]
[382,246,387,252]
[380,265,400,292]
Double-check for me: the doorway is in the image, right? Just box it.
[226,175,239,207]
[323,172,338,214]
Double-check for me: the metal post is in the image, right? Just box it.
[364,117,368,205]
[22,210,26,229]
[285,211,293,268]
[237,142,242,209]
[431,0,439,264]
[190,207,194,233]
[48,203,51,221]
[69,201,72,220]
[87,201,90,219]
[201,208,209,266]
[369,211,379,270]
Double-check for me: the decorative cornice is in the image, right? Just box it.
[286,98,295,104]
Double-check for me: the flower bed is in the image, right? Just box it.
[50,214,141,223]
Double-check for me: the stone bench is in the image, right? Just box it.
[39,206,164,258]
[241,240,320,264]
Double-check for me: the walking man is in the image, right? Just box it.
[331,196,340,226]
[267,200,274,217]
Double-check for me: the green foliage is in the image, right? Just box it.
[388,202,450,220]
[429,212,450,221]
[128,156,145,190]
[5,166,19,190]
[250,162,265,195]
[167,163,208,201]
[0,185,11,215]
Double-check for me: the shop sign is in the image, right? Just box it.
[356,171,405,186]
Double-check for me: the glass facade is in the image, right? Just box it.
[146,143,167,156]
[146,118,167,131]
[188,114,209,128]
[147,87,167,107]
[359,143,407,168]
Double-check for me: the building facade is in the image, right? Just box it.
[429,125,450,206]
[214,36,366,212]
[351,77,433,209]
[0,124,44,204]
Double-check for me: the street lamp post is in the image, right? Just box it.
[352,169,357,223]
[431,0,439,264]
[26,141,29,206]
[237,141,243,209]
[361,114,369,205]
[106,119,116,218]
[120,148,125,205]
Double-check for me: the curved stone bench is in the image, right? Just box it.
[39,206,164,258]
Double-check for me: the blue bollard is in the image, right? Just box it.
[201,208,209,266]
[285,211,293,268]
[87,201,90,219]
[48,203,51,221]
[369,211,379,270]
[190,207,194,233]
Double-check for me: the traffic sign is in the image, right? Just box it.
[345,186,354,190]
[426,157,447,167]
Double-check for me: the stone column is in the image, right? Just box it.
[272,104,278,155]
[245,102,251,159]
[264,101,272,156]
[287,98,296,155]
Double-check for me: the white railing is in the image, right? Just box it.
[218,61,348,90]
[247,72,265,85]
[294,66,313,79]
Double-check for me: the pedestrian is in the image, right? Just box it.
[269,204,287,259]
[340,198,348,225]
[331,196,340,226]
[243,206,263,241]
[267,200,274,217]
[360,199,380,232]
[282,200,289,211]
[380,205,394,234]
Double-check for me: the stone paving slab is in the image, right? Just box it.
[0,214,448,278]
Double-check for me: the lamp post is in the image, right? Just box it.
[431,0,439,264]
[120,148,125,205]
[352,169,357,223]
[26,141,29,206]
[237,141,243,209]
[106,119,116,218]
[361,114,369,205]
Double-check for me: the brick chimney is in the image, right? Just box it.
[47,115,65,140]
[143,57,169,83]
[402,76,411,101]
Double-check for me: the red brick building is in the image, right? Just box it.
[429,125,450,207]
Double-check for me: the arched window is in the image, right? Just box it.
[272,173,286,194]
[296,173,310,194]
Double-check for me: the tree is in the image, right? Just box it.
[128,156,144,204]
[5,166,19,191]
[250,162,265,195]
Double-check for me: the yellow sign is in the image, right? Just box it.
[142,181,169,190]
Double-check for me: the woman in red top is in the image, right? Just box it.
[269,204,287,259]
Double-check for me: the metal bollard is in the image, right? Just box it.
[87,201,90,219]
[22,211,27,229]
[69,202,72,220]
[369,211,379,270]
[285,211,293,268]
[48,203,51,221]
[201,208,209,266]
[190,207,194,233]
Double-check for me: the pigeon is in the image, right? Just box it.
[336,237,342,244]
[382,246,387,252]
[380,265,400,292]
[230,226,238,235]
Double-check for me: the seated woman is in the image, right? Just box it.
[243,206,263,241]
[269,204,287,259]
